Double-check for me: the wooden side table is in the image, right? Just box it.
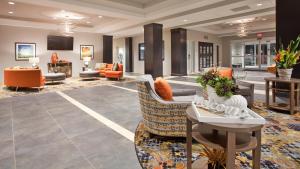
[265,77,300,114]
[186,107,263,169]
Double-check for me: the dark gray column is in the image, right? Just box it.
[144,23,163,78]
[103,35,113,63]
[125,37,133,72]
[171,28,187,76]
[276,0,300,78]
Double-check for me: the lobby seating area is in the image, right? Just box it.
[1,0,300,169]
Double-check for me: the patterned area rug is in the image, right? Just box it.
[134,103,300,169]
[0,77,134,99]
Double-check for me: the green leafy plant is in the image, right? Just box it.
[196,69,219,88]
[214,77,234,97]
[197,70,234,97]
[274,35,300,69]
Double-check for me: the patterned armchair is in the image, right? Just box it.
[136,75,192,137]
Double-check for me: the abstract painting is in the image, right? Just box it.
[15,42,36,61]
[80,45,94,60]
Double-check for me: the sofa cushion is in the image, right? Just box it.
[99,63,107,70]
[105,71,122,75]
[112,63,119,71]
[154,77,173,101]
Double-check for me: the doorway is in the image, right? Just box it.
[198,42,214,70]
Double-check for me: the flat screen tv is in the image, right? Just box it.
[47,35,74,50]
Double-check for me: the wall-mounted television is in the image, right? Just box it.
[47,35,74,50]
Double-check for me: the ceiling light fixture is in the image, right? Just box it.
[8,11,13,14]
[98,15,103,18]
[262,18,267,21]
[183,19,188,22]
[257,3,263,6]
[8,1,15,5]
[86,21,91,24]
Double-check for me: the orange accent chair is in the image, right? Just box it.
[218,67,233,79]
[99,64,114,77]
[4,68,45,91]
[105,64,123,80]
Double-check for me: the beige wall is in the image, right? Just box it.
[113,29,223,76]
[221,31,276,67]
[187,30,223,71]
[114,30,172,76]
[0,25,102,82]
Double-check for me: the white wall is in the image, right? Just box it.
[0,25,103,82]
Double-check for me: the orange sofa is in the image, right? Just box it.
[99,64,114,77]
[105,64,123,80]
[4,68,45,91]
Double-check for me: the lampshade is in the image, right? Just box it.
[29,57,40,64]
[83,57,91,62]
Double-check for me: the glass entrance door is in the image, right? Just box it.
[231,39,276,70]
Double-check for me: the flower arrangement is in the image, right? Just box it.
[197,69,234,98]
[274,35,300,69]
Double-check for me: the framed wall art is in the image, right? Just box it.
[80,45,94,60]
[15,42,36,61]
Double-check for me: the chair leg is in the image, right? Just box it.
[15,86,18,92]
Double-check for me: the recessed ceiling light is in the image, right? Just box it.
[86,21,91,24]
[183,19,188,22]
[8,11,13,14]
[8,1,15,5]
[98,15,103,18]
[257,3,263,6]
[262,18,267,21]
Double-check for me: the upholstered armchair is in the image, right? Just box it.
[235,80,255,108]
[136,75,195,137]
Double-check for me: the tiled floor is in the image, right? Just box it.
[0,71,277,169]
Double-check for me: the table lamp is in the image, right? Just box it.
[29,57,40,68]
[83,57,91,69]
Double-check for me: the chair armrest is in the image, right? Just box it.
[237,80,254,89]
[172,89,196,96]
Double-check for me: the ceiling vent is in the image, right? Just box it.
[231,5,251,12]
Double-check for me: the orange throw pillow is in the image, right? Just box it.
[154,77,173,101]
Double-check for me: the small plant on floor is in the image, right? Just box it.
[200,146,226,169]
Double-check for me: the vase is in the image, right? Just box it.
[206,85,227,103]
[277,68,293,79]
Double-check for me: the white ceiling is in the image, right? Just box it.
[0,0,275,37]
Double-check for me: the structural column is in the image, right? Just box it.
[171,28,187,76]
[103,35,113,63]
[144,23,163,78]
[276,0,300,78]
[125,37,133,72]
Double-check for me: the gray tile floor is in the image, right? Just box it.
[0,86,142,169]
[0,71,276,169]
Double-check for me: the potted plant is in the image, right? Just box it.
[274,35,300,78]
[197,70,234,103]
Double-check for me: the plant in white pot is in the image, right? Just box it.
[197,70,234,103]
[274,35,300,78]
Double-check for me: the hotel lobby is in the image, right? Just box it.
[0,0,300,169]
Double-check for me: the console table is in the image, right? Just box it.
[186,107,263,169]
[265,77,300,114]
[47,62,72,78]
